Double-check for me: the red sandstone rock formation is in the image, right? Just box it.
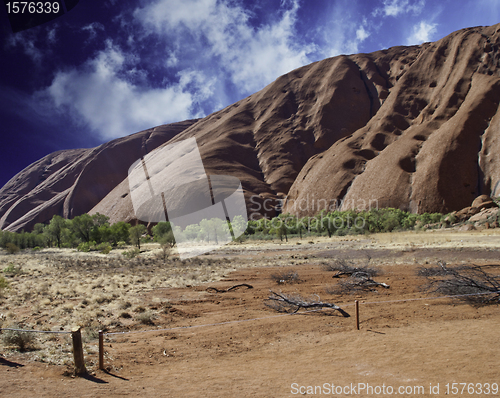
[285,24,500,216]
[1,23,500,231]
[0,121,197,231]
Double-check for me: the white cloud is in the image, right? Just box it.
[406,21,437,44]
[320,5,370,57]
[82,22,105,42]
[40,41,210,140]
[47,27,58,44]
[356,26,370,42]
[27,0,385,141]
[134,0,313,94]
[134,0,219,32]
[6,31,44,64]
[374,0,425,17]
[5,25,59,64]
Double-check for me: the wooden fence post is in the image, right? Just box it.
[71,326,87,375]
[98,330,104,370]
[355,300,360,330]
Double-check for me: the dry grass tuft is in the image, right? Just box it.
[270,270,302,284]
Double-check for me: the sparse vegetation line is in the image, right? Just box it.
[2,202,497,252]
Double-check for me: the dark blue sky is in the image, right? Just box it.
[0,0,499,187]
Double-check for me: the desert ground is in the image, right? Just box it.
[1,229,499,397]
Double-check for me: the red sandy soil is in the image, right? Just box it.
[1,244,499,397]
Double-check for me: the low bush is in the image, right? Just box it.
[270,270,301,284]
[77,242,92,252]
[2,326,35,351]
[2,263,22,276]
[136,311,154,325]
[122,248,140,258]
[0,276,9,296]
[97,243,112,254]
[5,243,20,254]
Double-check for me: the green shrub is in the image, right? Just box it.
[77,242,92,252]
[122,248,140,258]
[233,234,246,243]
[5,243,20,254]
[336,229,348,236]
[77,241,100,252]
[429,213,442,223]
[0,276,9,296]
[402,213,418,229]
[2,326,35,351]
[97,242,112,254]
[32,246,41,251]
[2,263,22,276]
[136,311,154,325]
[152,221,172,242]
[129,225,147,250]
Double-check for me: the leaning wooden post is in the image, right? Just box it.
[71,326,87,375]
[98,330,104,370]
[355,300,360,330]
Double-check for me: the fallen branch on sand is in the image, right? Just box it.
[326,274,390,294]
[323,259,379,279]
[264,291,350,317]
[419,261,500,304]
[206,284,253,293]
[342,274,390,290]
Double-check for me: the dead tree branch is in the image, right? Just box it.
[264,291,350,317]
[326,274,390,294]
[345,275,390,290]
[419,261,500,304]
[323,259,379,279]
[323,259,389,294]
[206,284,253,293]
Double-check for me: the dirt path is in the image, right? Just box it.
[1,234,500,397]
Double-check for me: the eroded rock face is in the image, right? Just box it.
[0,121,198,231]
[2,23,500,231]
[91,53,378,225]
[284,24,500,216]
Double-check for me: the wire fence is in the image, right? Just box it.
[353,291,494,306]
[102,290,494,337]
[1,290,496,373]
[0,326,86,375]
[0,328,71,334]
